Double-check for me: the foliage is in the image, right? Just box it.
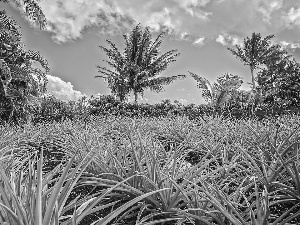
[225,89,253,108]
[96,24,185,103]
[2,113,300,224]
[27,95,75,124]
[87,95,212,122]
[228,33,285,90]
[21,94,100,126]
[0,143,168,225]
[0,0,47,30]
[0,9,49,126]
[257,55,300,108]
[14,90,299,130]
[228,33,288,114]
[188,71,243,117]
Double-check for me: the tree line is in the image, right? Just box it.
[1,0,300,125]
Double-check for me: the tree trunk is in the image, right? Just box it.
[250,67,256,115]
[134,91,138,104]
[119,94,125,102]
[116,86,127,103]
[251,67,255,90]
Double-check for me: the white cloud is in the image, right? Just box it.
[43,75,87,102]
[17,0,210,43]
[193,37,206,46]
[146,7,176,33]
[284,7,300,27]
[175,32,205,44]
[173,0,212,20]
[185,7,212,20]
[216,35,227,45]
[279,41,300,50]
[38,0,134,43]
[90,93,103,99]
[257,0,283,23]
[179,32,191,41]
[9,0,300,49]
[174,0,211,8]
[177,98,188,105]
[215,34,242,46]
[231,37,241,46]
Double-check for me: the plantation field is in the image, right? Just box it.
[1,113,300,224]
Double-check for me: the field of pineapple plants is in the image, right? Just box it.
[0,95,300,225]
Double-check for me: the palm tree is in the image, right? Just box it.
[228,32,287,112]
[0,0,47,29]
[0,0,48,125]
[0,9,49,125]
[96,24,185,103]
[228,33,284,89]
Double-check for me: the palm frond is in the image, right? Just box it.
[25,50,49,72]
[188,71,213,94]
[213,89,232,108]
[143,30,165,66]
[0,9,22,40]
[3,0,47,30]
[95,67,120,81]
[216,73,243,91]
[142,75,186,92]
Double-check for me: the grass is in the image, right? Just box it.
[0,113,300,224]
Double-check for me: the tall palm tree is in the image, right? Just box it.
[96,24,185,103]
[0,0,47,29]
[228,32,287,112]
[228,33,284,90]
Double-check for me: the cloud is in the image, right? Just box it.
[174,0,212,19]
[43,75,87,102]
[193,37,206,47]
[256,0,283,23]
[110,0,213,37]
[279,41,300,51]
[38,0,134,43]
[174,0,211,8]
[17,0,212,43]
[179,32,191,41]
[283,7,300,27]
[145,7,176,32]
[216,35,227,46]
[9,0,300,47]
[215,34,242,46]
[176,98,188,105]
[182,0,212,20]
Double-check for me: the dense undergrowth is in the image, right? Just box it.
[0,95,300,224]
[1,94,300,128]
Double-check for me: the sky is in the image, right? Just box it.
[1,0,300,106]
